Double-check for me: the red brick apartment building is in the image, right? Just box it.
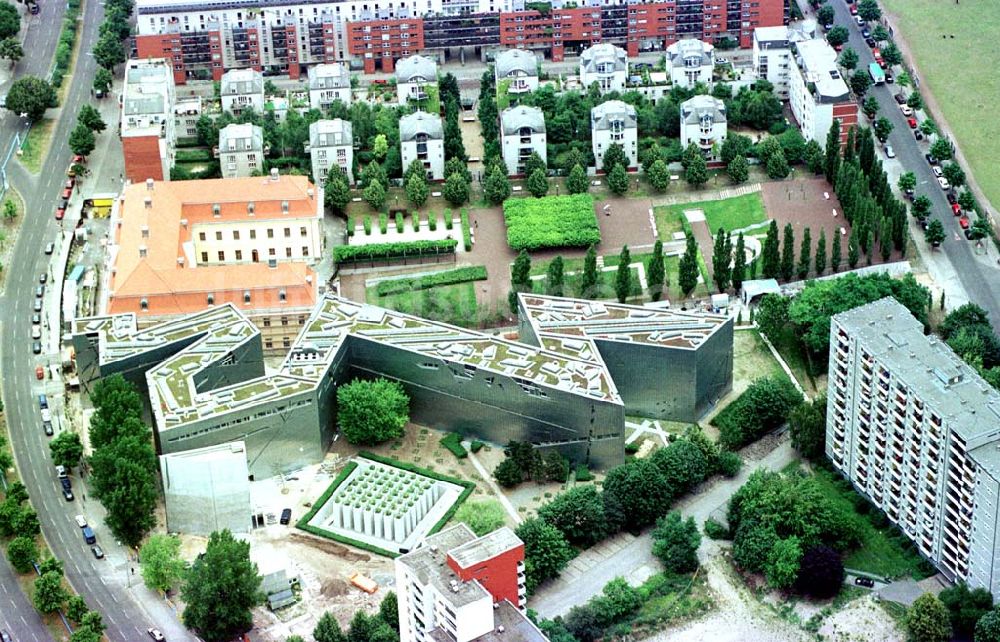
[133,0,787,80]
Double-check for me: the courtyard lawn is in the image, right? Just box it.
[655,193,767,240]
[809,467,937,581]
[367,280,479,328]
[880,0,1000,207]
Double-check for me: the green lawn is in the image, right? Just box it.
[19,118,55,174]
[880,0,1000,207]
[527,251,708,300]
[654,193,767,240]
[810,467,937,581]
[367,281,479,328]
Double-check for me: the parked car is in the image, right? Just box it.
[885,70,894,83]
[850,4,858,14]
[894,93,906,105]
[952,203,962,215]
[43,420,53,436]
[61,187,71,200]
[72,154,85,164]
[914,129,924,141]
[91,545,104,559]
[926,153,938,165]
[55,206,65,220]
[280,508,292,525]
[39,273,47,284]
[32,325,41,340]
[82,526,96,544]
[933,166,944,178]
[35,365,44,380]
[1,630,12,642]
[855,14,864,24]
[884,144,895,158]
[147,628,166,641]
[38,394,47,409]
[33,299,41,312]
[75,514,88,528]
[959,216,971,229]
[900,105,913,117]
[938,176,952,190]
[35,285,44,298]
[854,576,875,588]
[862,28,871,38]
[865,37,876,48]
[44,242,54,254]
[62,487,74,501]
[947,192,958,204]
[65,178,74,190]
[41,408,51,424]
[907,117,918,129]
[32,340,41,354]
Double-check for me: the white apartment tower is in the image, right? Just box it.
[500,105,547,177]
[827,298,1000,594]
[220,68,265,115]
[395,524,545,642]
[307,119,354,185]
[308,63,353,110]
[666,39,715,89]
[217,123,266,178]
[788,38,857,149]
[399,111,445,181]
[579,43,628,94]
[591,100,638,170]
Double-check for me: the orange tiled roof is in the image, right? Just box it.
[108,175,319,317]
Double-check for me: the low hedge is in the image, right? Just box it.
[470,440,484,453]
[375,265,488,297]
[461,209,472,251]
[175,148,213,163]
[444,209,454,230]
[346,215,355,237]
[51,0,82,89]
[503,194,600,251]
[334,239,457,264]
[379,212,388,234]
[440,433,468,458]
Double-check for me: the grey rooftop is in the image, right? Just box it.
[309,119,353,147]
[591,100,637,131]
[580,43,627,73]
[395,55,438,83]
[308,62,351,90]
[495,49,537,80]
[681,95,727,124]
[500,105,546,135]
[399,111,444,141]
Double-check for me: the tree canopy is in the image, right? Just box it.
[4,76,57,122]
[336,378,409,445]
[182,530,263,642]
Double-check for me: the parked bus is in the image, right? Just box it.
[869,62,885,85]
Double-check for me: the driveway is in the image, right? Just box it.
[529,438,796,618]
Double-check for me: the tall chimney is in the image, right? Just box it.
[146,178,154,191]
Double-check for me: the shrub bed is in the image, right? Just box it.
[51,0,82,89]
[375,265,488,297]
[461,209,472,251]
[503,194,600,251]
[334,239,457,264]
[711,376,803,450]
[440,433,468,458]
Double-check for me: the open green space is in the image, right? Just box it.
[654,193,767,240]
[19,119,55,174]
[731,329,790,390]
[809,466,937,581]
[373,265,488,297]
[880,0,1000,208]
[366,280,478,328]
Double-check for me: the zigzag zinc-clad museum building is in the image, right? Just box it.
[73,293,732,481]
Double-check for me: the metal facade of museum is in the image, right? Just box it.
[72,294,733,477]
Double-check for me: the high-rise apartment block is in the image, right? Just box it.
[395,524,546,642]
[133,0,786,82]
[752,22,817,100]
[121,58,176,183]
[827,298,1000,594]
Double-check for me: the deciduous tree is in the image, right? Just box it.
[0,37,22,67]
[336,378,409,445]
[4,76,57,122]
[363,180,386,211]
[858,0,882,22]
[78,105,107,133]
[6,535,37,573]
[939,582,993,639]
[484,167,511,205]
[601,143,628,176]
[538,485,607,547]
[826,26,848,47]
[515,517,573,593]
[838,47,859,70]
[33,570,67,613]
[727,154,749,184]
[685,153,708,187]
[652,511,701,573]
[314,611,348,642]
[68,123,96,157]
[405,173,428,208]
[182,530,263,642]
[602,459,673,531]
[795,544,844,599]
[925,219,945,247]
[93,30,127,70]
[0,3,19,40]
[906,593,952,642]
[648,159,670,192]
[454,500,506,537]
[789,396,827,460]
[930,138,952,162]
[140,534,187,593]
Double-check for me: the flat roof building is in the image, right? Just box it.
[396,525,545,642]
[789,38,858,149]
[160,441,252,535]
[828,298,1000,594]
[121,58,176,183]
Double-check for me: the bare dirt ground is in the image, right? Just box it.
[649,544,906,642]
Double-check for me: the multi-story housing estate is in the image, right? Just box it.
[396,525,546,642]
[399,111,445,180]
[73,293,730,486]
[174,95,202,142]
[827,298,1000,595]
[217,123,266,178]
[752,22,816,99]
[500,105,546,176]
[579,43,628,94]
[495,48,538,100]
[121,58,176,183]
[666,38,715,89]
[307,119,354,185]
[788,38,857,149]
[99,174,320,351]
[220,68,265,115]
[307,62,352,109]
[591,100,638,171]
[132,0,785,82]
[680,95,728,155]
[395,54,438,104]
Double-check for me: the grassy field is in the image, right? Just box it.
[809,467,937,581]
[880,0,1000,207]
[731,329,791,394]
[19,119,56,174]
[367,281,479,327]
[654,193,767,240]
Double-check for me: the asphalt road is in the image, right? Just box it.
[0,0,196,639]
[830,0,1000,320]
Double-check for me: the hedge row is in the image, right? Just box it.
[52,0,83,88]
[333,239,457,264]
[440,433,468,459]
[461,209,472,251]
[375,265,488,297]
[503,194,601,251]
